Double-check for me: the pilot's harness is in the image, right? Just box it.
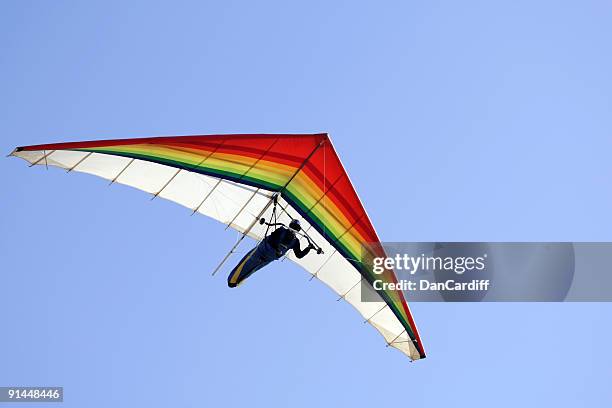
[258,194,324,255]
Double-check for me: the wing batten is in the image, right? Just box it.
[67,151,93,172]
[110,158,135,184]
[192,178,223,214]
[153,168,183,198]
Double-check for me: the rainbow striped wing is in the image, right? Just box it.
[10,133,425,360]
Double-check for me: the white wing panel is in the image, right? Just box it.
[369,305,406,342]
[74,152,133,180]
[230,192,274,234]
[316,252,362,296]
[115,159,179,194]
[12,149,47,165]
[46,150,89,169]
[344,284,388,322]
[158,171,217,210]
[197,180,255,224]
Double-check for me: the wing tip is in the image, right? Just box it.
[6,147,19,158]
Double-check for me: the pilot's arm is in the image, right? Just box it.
[291,239,314,259]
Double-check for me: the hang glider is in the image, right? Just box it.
[10,133,426,360]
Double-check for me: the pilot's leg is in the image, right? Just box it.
[227,242,274,287]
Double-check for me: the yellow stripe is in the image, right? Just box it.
[229,248,257,285]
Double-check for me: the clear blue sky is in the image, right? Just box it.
[2,1,611,406]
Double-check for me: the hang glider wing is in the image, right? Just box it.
[10,133,426,360]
